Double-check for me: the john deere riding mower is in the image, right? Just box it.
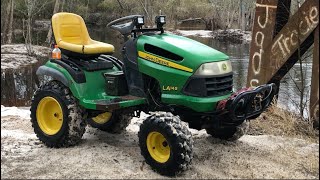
[31,12,276,176]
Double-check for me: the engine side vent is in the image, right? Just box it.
[144,44,183,61]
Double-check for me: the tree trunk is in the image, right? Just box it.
[2,0,12,44]
[46,0,60,45]
[61,0,65,11]
[85,0,89,20]
[238,0,242,29]
[24,17,33,55]
[241,10,246,31]
[7,0,14,44]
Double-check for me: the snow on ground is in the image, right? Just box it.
[1,44,50,57]
[1,106,319,179]
[1,105,30,119]
[172,30,213,38]
[1,44,50,70]
[169,29,252,42]
[1,54,38,70]
[213,29,252,42]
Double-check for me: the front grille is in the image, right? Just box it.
[205,74,233,96]
[183,73,233,97]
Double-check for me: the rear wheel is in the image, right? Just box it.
[30,81,86,148]
[206,120,249,141]
[138,112,193,176]
[87,111,132,133]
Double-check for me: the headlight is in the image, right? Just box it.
[134,16,144,28]
[137,17,144,24]
[155,15,166,28]
[194,60,232,76]
[159,16,165,24]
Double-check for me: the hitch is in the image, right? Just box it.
[217,83,277,122]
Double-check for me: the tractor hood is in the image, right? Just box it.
[137,33,229,71]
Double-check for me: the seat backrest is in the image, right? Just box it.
[52,12,91,45]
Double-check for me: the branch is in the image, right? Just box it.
[137,0,153,25]
[33,0,54,16]
[116,0,124,10]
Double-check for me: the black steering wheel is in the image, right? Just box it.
[107,15,143,36]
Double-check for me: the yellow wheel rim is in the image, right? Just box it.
[36,97,63,135]
[147,131,170,163]
[92,112,112,124]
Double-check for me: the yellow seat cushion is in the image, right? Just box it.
[52,12,114,55]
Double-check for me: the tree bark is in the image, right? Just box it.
[85,0,89,20]
[7,0,14,44]
[2,0,12,44]
[46,0,60,45]
[238,0,242,29]
[61,0,65,11]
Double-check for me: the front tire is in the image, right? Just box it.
[30,81,86,148]
[206,120,249,141]
[138,112,193,176]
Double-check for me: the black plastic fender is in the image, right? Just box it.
[36,65,69,87]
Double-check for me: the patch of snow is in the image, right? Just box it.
[169,29,252,42]
[34,20,51,29]
[239,135,283,151]
[172,30,213,38]
[1,105,31,119]
[189,129,209,138]
[126,111,209,138]
[126,112,149,133]
[1,129,36,140]
[242,31,252,42]
[1,54,38,70]
[1,44,51,70]
[239,134,317,152]
[213,29,252,42]
[1,44,50,57]
[296,143,319,156]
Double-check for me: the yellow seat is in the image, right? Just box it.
[52,12,114,55]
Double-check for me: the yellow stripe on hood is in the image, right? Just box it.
[138,51,193,73]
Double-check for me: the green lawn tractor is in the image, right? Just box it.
[31,12,276,176]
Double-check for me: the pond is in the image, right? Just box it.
[1,26,312,117]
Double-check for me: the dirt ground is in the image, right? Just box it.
[1,108,319,179]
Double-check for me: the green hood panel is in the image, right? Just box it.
[136,33,232,112]
[137,33,229,70]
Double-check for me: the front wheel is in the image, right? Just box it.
[206,120,249,141]
[138,112,194,176]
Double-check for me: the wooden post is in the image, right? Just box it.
[310,26,319,129]
[247,0,279,87]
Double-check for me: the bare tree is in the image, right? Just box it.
[85,0,89,20]
[282,0,314,119]
[46,0,60,45]
[61,0,65,11]
[138,0,153,26]
[15,0,52,55]
[7,0,14,44]
[2,0,14,44]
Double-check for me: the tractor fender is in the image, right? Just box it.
[36,65,69,87]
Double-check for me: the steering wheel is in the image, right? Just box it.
[107,15,143,36]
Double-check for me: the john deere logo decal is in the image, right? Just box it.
[222,63,227,71]
[138,51,193,73]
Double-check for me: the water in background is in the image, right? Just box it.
[1,26,312,117]
[192,37,312,117]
